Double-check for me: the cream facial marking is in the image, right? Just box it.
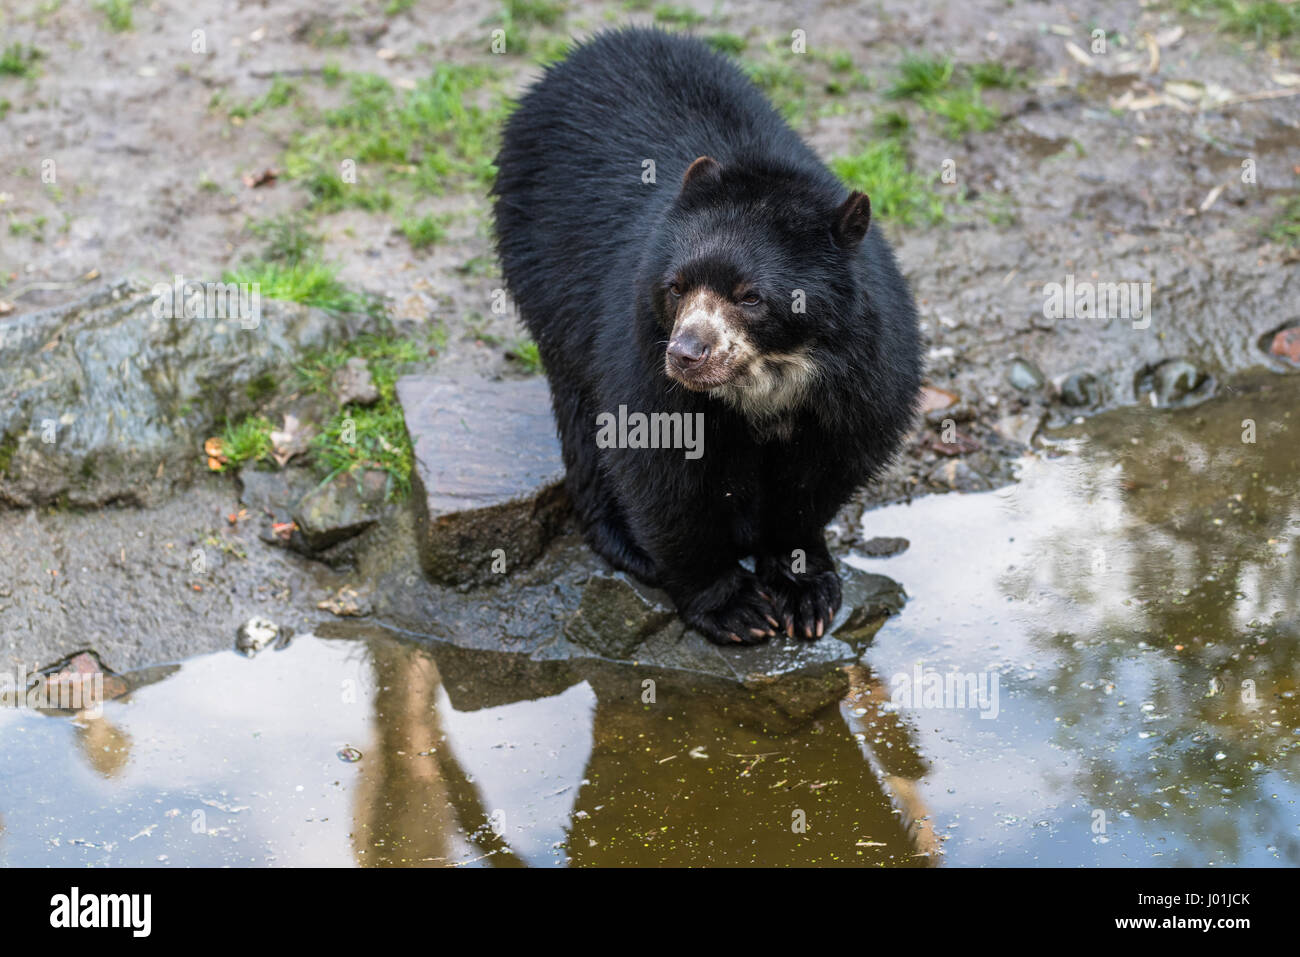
[717,348,818,420]
[671,288,733,351]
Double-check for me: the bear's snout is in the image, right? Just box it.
[667,332,711,368]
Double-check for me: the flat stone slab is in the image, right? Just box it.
[397,374,568,586]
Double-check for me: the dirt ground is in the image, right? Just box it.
[1,0,1297,665]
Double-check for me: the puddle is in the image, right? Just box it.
[849,372,1300,865]
[1,374,1297,866]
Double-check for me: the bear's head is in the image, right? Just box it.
[646,154,873,421]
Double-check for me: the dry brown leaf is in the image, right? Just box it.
[1065,41,1093,67]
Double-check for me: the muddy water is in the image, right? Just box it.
[2,374,1297,866]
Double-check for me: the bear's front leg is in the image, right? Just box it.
[626,498,780,645]
[674,564,783,646]
[756,537,842,640]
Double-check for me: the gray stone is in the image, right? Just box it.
[333,356,380,406]
[1150,359,1209,407]
[564,571,679,659]
[398,374,569,586]
[236,616,279,656]
[836,564,907,644]
[994,409,1045,447]
[292,469,389,551]
[0,278,384,508]
[859,535,910,558]
[1059,371,1102,407]
[1007,357,1045,392]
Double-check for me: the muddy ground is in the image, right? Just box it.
[1,0,1298,671]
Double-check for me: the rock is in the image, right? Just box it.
[398,375,569,586]
[925,400,975,426]
[994,410,1044,447]
[1143,359,1211,408]
[317,585,370,618]
[836,564,907,644]
[564,571,680,659]
[292,469,389,552]
[30,649,129,710]
[739,668,853,723]
[1269,326,1300,365]
[1059,371,1102,407]
[925,429,981,456]
[238,465,327,556]
[928,458,988,492]
[1007,357,1046,392]
[333,356,380,406]
[236,617,279,656]
[0,279,383,508]
[859,536,910,558]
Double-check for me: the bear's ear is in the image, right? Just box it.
[682,155,723,189]
[831,191,872,248]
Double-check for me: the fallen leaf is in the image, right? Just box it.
[1199,184,1225,212]
[1064,41,1093,67]
[242,168,278,188]
[268,413,312,467]
[918,386,959,415]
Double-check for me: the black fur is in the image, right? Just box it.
[492,28,921,645]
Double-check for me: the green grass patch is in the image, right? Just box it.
[742,57,807,122]
[887,54,953,98]
[8,215,47,239]
[229,76,298,118]
[284,65,505,210]
[399,212,451,249]
[704,32,747,55]
[297,334,432,498]
[0,433,16,477]
[217,416,274,470]
[1265,194,1300,246]
[874,109,911,137]
[1176,0,1300,43]
[831,139,944,227]
[886,54,1010,139]
[293,333,427,397]
[96,0,134,31]
[223,260,371,313]
[654,4,706,26]
[310,403,413,499]
[249,213,322,264]
[921,85,999,138]
[217,332,434,497]
[507,338,542,373]
[506,0,567,26]
[0,43,42,79]
[970,60,1027,89]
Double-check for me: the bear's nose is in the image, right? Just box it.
[667,333,710,366]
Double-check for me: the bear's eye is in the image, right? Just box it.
[738,292,761,307]
[668,282,683,298]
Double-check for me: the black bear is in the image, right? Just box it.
[493,28,921,645]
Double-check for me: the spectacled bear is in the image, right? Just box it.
[492,28,921,645]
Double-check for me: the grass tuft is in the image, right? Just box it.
[831,139,944,227]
